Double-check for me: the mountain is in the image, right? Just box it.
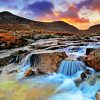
[87,24,100,33]
[0,11,32,24]
[0,11,78,33]
[0,11,100,34]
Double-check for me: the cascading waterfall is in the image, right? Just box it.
[17,55,99,99]
[58,60,85,77]
[14,43,100,100]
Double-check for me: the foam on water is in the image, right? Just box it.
[14,42,100,100]
[58,60,85,77]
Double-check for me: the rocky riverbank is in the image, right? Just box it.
[0,35,100,100]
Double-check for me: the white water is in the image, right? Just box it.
[64,42,100,57]
[58,60,84,77]
[15,42,100,100]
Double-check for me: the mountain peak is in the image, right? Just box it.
[0,11,13,15]
[0,11,32,24]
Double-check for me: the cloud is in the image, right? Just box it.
[77,0,100,11]
[25,1,54,17]
[0,0,14,2]
[35,4,89,29]
[58,4,89,23]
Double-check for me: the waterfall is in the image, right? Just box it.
[58,60,85,77]
[79,75,100,99]
[21,53,33,67]
[16,53,34,79]
[15,42,100,99]
[80,82,100,99]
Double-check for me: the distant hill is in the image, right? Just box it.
[0,11,78,33]
[87,24,100,33]
[0,11,100,34]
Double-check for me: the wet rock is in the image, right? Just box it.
[45,45,67,50]
[30,51,67,74]
[86,48,100,71]
[0,50,29,67]
[10,50,29,64]
[86,48,94,55]
[77,56,87,61]
[96,92,100,100]
[7,70,17,74]
[24,68,37,77]
[0,56,12,67]
[24,68,46,77]
[1,64,19,76]
[30,44,50,50]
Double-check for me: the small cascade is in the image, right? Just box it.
[54,78,78,94]
[64,43,100,57]
[16,53,34,79]
[79,75,100,99]
[9,55,21,64]
[14,42,100,99]
[80,81,100,99]
[58,60,85,77]
[21,53,33,67]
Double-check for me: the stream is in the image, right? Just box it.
[0,42,100,100]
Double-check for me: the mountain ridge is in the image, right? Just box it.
[0,11,100,34]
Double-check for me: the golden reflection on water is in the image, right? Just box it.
[0,80,56,100]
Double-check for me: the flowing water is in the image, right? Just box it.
[0,43,100,100]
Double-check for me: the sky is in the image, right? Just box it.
[0,0,100,30]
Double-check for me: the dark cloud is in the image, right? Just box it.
[58,4,89,23]
[25,1,54,17]
[59,5,78,18]
[77,0,100,11]
[76,0,91,8]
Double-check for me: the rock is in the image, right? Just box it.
[0,56,12,67]
[1,64,19,76]
[86,48,100,71]
[45,45,67,50]
[77,56,87,61]
[96,92,100,100]
[24,68,34,77]
[7,70,17,74]
[10,50,29,64]
[86,48,94,55]
[24,67,46,77]
[30,51,67,74]
[0,50,29,67]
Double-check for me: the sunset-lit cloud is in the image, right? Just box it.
[0,0,100,30]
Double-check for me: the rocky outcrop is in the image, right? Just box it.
[29,51,67,74]
[0,50,28,67]
[0,50,67,77]
[0,56,12,67]
[86,48,100,71]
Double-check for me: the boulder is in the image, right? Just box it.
[24,68,35,77]
[86,48,100,71]
[96,92,100,100]
[30,51,67,74]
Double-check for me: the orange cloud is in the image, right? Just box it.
[35,4,90,30]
